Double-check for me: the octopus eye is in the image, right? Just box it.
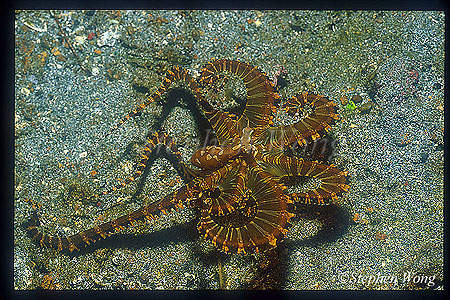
[210,188,221,198]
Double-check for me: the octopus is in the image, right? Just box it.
[27,59,349,255]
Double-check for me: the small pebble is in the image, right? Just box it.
[375,231,388,241]
[21,87,30,96]
[351,94,363,103]
[358,101,374,114]
[74,35,87,45]
[92,67,100,76]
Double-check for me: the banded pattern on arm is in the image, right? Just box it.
[86,131,196,202]
[256,153,349,205]
[106,66,210,137]
[27,157,243,252]
[199,59,279,131]
[197,159,295,254]
[26,184,194,252]
[201,158,248,217]
[257,93,339,150]
[198,109,241,146]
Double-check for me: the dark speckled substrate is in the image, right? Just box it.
[14,10,443,290]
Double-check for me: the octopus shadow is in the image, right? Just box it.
[151,88,216,143]
[65,218,200,257]
[247,204,350,289]
[287,203,351,247]
[192,201,351,290]
[23,205,350,289]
